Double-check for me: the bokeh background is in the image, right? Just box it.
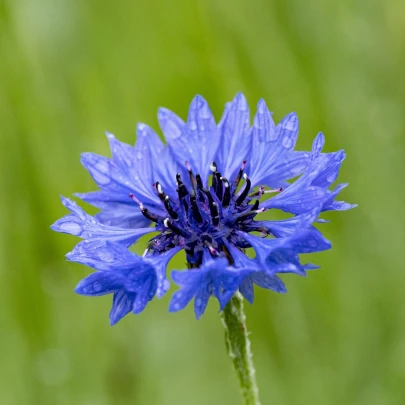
[1,0,404,404]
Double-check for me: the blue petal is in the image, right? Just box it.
[292,229,331,253]
[251,213,309,238]
[67,240,144,271]
[262,185,328,214]
[194,278,212,319]
[260,147,347,214]
[275,112,299,150]
[146,247,182,298]
[324,199,357,211]
[110,290,136,325]
[94,205,151,228]
[311,150,345,188]
[312,132,325,156]
[71,241,159,323]
[256,151,311,189]
[249,107,310,188]
[159,96,219,187]
[75,190,162,227]
[106,132,137,176]
[80,135,160,209]
[74,271,123,296]
[226,243,293,301]
[236,231,293,263]
[216,93,251,181]
[267,248,311,276]
[134,124,174,202]
[108,130,160,206]
[252,99,276,144]
[169,270,202,313]
[169,257,242,318]
[322,183,357,212]
[251,211,331,253]
[137,123,179,201]
[250,273,287,293]
[80,152,115,188]
[186,95,220,185]
[227,245,259,270]
[214,268,249,311]
[157,107,190,185]
[51,196,155,246]
[75,189,136,207]
[158,107,185,142]
[227,243,298,278]
[132,275,155,314]
[261,157,332,213]
[239,278,254,304]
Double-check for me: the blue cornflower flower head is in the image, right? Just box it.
[52,93,355,324]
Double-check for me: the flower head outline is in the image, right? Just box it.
[52,93,355,324]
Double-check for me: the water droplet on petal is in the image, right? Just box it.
[93,282,102,292]
[282,136,293,149]
[163,279,170,291]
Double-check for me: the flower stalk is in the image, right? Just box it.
[221,292,261,405]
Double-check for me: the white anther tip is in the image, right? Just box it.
[163,218,170,227]
[243,173,249,180]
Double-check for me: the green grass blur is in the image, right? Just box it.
[1,0,404,404]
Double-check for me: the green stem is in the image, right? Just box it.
[220,292,261,405]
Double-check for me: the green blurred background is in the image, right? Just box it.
[1,0,404,404]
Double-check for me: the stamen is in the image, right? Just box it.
[185,161,197,191]
[251,199,259,211]
[155,182,167,201]
[233,160,247,191]
[211,202,220,226]
[190,192,203,223]
[164,196,179,220]
[215,172,223,201]
[210,161,218,190]
[195,174,205,202]
[163,218,186,236]
[196,174,204,190]
[221,177,231,207]
[235,174,251,205]
[250,186,264,211]
[129,193,142,205]
[249,187,283,197]
[176,173,188,199]
[130,193,160,222]
[236,207,266,221]
[203,189,220,226]
[221,243,234,265]
[204,240,218,256]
